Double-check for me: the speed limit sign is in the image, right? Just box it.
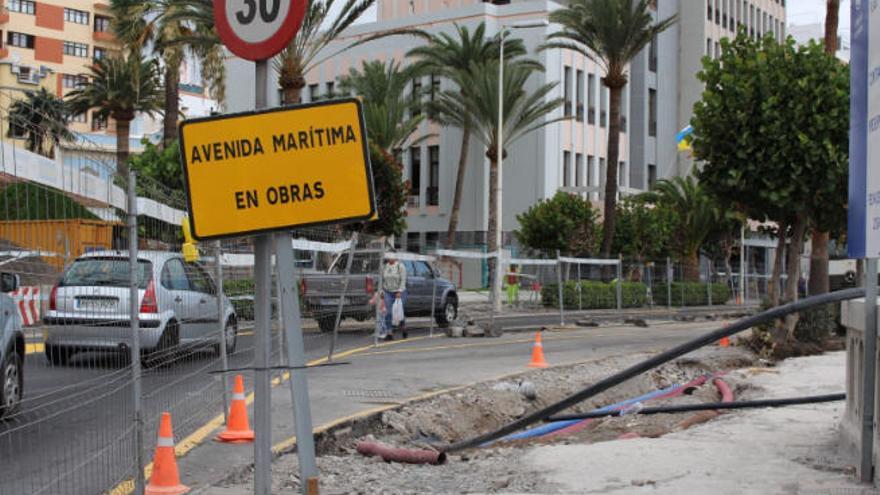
[213,0,307,61]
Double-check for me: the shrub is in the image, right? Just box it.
[652,282,731,306]
[542,281,647,309]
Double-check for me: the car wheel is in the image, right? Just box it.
[0,351,22,417]
[317,316,336,333]
[436,296,458,328]
[148,323,180,366]
[214,319,237,355]
[45,345,71,366]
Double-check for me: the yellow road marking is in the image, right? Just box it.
[107,333,437,495]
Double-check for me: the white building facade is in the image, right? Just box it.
[226,0,786,253]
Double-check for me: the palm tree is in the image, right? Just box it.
[337,60,426,152]
[640,176,716,282]
[110,0,225,147]
[545,0,676,259]
[428,60,566,282]
[7,88,73,158]
[275,0,376,105]
[407,23,537,249]
[67,55,164,179]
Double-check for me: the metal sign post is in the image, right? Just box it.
[275,233,319,489]
[849,0,880,483]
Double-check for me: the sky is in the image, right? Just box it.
[787,0,851,33]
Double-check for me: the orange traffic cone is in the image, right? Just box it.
[527,331,549,368]
[146,412,189,495]
[719,336,730,347]
[216,375,255,443]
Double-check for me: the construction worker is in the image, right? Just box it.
[506,265,520,306]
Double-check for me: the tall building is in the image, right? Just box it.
[630,0,786,186]
[0,0,217,164]
[1,0,120,137]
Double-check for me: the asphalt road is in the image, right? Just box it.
[0,306,744,495]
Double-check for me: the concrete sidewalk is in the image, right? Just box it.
[178,320,725,492]
[526,351,869,494]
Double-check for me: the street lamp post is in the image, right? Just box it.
[491,19,549,314]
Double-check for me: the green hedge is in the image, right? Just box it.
[224,279,256,320]
[542,281,648,309]
[653,282,731,306]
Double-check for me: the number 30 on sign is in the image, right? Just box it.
[213,0,306,61]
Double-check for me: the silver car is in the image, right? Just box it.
[43,251,237,365]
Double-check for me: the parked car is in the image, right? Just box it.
[300,252,458,332]
[0,272,23,418]
[43,251,237,365]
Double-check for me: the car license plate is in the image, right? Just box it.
[77,298,116,311]
[320,298,349,306]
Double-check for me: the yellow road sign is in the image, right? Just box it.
[179,99,375,240]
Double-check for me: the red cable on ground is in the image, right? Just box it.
[675,377,735,430]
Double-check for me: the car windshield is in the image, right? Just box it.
[326,252,381,274]
[60,257,153,289]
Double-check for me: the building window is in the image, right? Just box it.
[600,87,608,128]
[587,73,596,125]
[707,1,712,21]
[649,36,658,73]
[648,89,657,137]
[71,112,87,123]
[563,66,572,117]
[587,155,594,186]
[427,145,439,206]
[562,151,571,187]
[62,74,87,89]
[715,0,721,24]
[599,158,606,185]
[64,7,89,24]
[722,0,728,29]
[575,153,584,187]
[430,74,440,101]
[411,78,422,117]
[325,81,334,98]
[707,37,712,57]
[409,147,421,207]
[618,161,626,187]
[406,232,420,253]
[425,232,439,250]
[575,69,584,122]
[64,41,89,58]
[8,32,35,49]
[308,84,319,102]
[648,164,657,189]
[92,113,108,131]
[94,15,111,33]
[94,47,107,60]
[715,41,720,59]
[9,0,35,15]
[620,87,627,133]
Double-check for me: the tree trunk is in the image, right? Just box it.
[807,0,840,298]
[487,155,499,302]
[600,83,624,259]
[682,251,701,282]
[768,219,788,307]
[445,127,471,249]
[163,66,180,149]
[116,118,131,180]
[825,0,840,54]
[281,76,306,105]
[783,216,808,338]
[808,231,830,295]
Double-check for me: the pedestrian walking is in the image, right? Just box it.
[381,257,407,341]
[506,265,520,306]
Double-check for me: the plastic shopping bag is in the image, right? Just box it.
[392,297,404,326]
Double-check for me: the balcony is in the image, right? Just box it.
[93,2,109,10]
[93,30,114,42]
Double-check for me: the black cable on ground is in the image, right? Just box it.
[544,393,846,421]
[444,287,864,453]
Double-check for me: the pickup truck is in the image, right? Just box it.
[299,251,458,333]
